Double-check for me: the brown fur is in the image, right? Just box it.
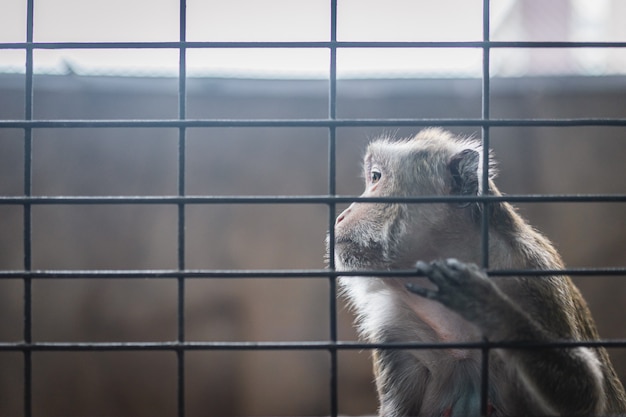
[333,128,626,416]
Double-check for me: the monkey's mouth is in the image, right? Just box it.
[332,227,357,246]
[333,236,353,246]
[333,238,389,271]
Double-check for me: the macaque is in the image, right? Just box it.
[332,128,626,416]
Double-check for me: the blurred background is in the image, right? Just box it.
[1,0,626,416]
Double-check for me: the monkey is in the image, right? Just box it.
[332,128,626,416]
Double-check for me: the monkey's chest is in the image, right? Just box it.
[398,286,483,347]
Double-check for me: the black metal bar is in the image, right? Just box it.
[1,339,625,353]
[23,1,34,416]
[2,117,626,129]
[480,0,491,270]
[2,194,626,206]
[177,1,187,416]
[1,267,625,280]
[480,3,491,413]
[2,40,626,50]
[328,1,339,416]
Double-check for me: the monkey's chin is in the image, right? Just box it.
[332,252,360,272]
[332,248,349,272]
[334,253,377,272]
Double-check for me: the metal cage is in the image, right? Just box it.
[1,1,626,416]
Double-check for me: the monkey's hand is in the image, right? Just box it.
[407,259,503,327]
[407,259,606,416]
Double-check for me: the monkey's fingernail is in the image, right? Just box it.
[415,261,430,273]
[447,258,460,266]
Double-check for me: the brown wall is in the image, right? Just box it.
[1,74,625,416]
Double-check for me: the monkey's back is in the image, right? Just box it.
[492,199,626,414]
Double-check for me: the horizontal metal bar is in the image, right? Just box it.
[1,339,625,352]
[1,194,626,206]
[0,267,625,280]
[0,269,332,279]
[2,118,626,129]
[1,41,626,50]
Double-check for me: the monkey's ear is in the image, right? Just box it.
[449,149,480,198]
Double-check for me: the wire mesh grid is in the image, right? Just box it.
[1,1,626,416]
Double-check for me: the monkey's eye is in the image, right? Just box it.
[370,169,382,184]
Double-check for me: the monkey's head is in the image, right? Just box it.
[334,128,493,271]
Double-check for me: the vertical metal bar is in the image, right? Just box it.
[177,1,187,416]
[480,1,491,416]
[23,1,34,416]
[480,0,491,269]
[328,1,339,416]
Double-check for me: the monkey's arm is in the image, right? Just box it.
[407,259,605,416]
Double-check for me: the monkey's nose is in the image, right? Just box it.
[335,206,352,225]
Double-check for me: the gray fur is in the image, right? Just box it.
[332,128,626,416]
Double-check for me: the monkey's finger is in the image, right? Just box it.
[436,259,475,287]
[416,261,444,287]
[405,283,439,300]
[446,258,485,275]
[423,261,454,287]
[445,258,489,283]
